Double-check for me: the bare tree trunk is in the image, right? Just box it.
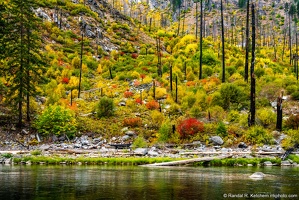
[244,0,250,82]
[199,0,203,79]
[250,3,256,126]
[276,92,283,131]
[220,0,225,83]
[195,2,198,39]
[289,12,292,65]
[78,32,84,98]
[177,5,181,36]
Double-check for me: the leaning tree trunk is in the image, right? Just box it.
[220,0,225,83]
[250,3,256,126]
[244,0,250,82]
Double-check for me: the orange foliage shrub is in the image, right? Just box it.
[146,100,160,110]
[124,91,134,98]
[123,117,142,127]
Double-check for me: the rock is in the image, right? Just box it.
[247,164,253,167]
[125,131,135,136]
[148,150,159,157]
[26,161,32,165]
[134,148,148,156]
[36,134,41,142]
[281,160,291,166]
[4,158,11,165]
[58,135,66,142]
[92,137,102,144]
[238,142,248,149]
[99,146,108,153]
[263,161,273,166]
[249,172,266,179]
[121,127,129,132]
[52,135,58,142]
[74,143,82,148]
[111,137,116,141]
[210,136,224,145]
[118,101,126,106]
[122,135,130,141]
[39,144,50,151]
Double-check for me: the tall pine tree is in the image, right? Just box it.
[1,0,45,127]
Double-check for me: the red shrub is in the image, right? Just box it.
[146,100,160,110]
[120,51,125,56]
[62,77,69,84]
[131,53,138,59]
[140,74,146,80]
[124,91,133,98]
[142,67,149,72]
[123,117,142,127]
[177,118,204,138]
[135,98,143,104]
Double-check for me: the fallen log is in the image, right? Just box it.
[141,155,232,166]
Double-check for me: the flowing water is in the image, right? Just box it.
[0,165,298,200]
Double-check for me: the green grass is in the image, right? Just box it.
[193,157,282,167]
[13,156,181,166]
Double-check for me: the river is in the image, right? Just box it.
[0,165,298,199]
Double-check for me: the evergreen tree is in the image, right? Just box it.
[0,2,6,58]
[1,0,45,127]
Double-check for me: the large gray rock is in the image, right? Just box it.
[249,172,266,179]
[148,150,159,157]
[263,161,273,166]
[281,160,291,166]
[210,136,224,145]
[125,131,136,136]
[134,148,148,156]
[39,144,50,151]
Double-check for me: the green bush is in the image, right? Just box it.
[216,122,227,137]
[243,126,273,145]
[158,120,172,142]
[256,107,276,127]
[95,97,115,118]
[132,135,148,149]
[35,105,77,138]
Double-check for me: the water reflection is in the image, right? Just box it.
[0,165,298,200]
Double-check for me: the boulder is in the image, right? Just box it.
[238,142,248,149]
[134,148,148,156]
[125,131,136,136]
[249,172,266,179]
[210,136,224,145]
[122,135,130,141]
[148,150,159,157]
[39,144,50,151]
[281,160,291,166]
[263,161,273,166]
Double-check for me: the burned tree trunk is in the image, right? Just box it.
[250,3,256,126]
[220,0,225,83]
[244,0,250,82]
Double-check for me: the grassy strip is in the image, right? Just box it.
[13,156,181,166]
[193,157,282,167]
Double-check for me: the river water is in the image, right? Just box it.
[0,165,298,200]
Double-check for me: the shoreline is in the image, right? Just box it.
[1,150,299,167]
